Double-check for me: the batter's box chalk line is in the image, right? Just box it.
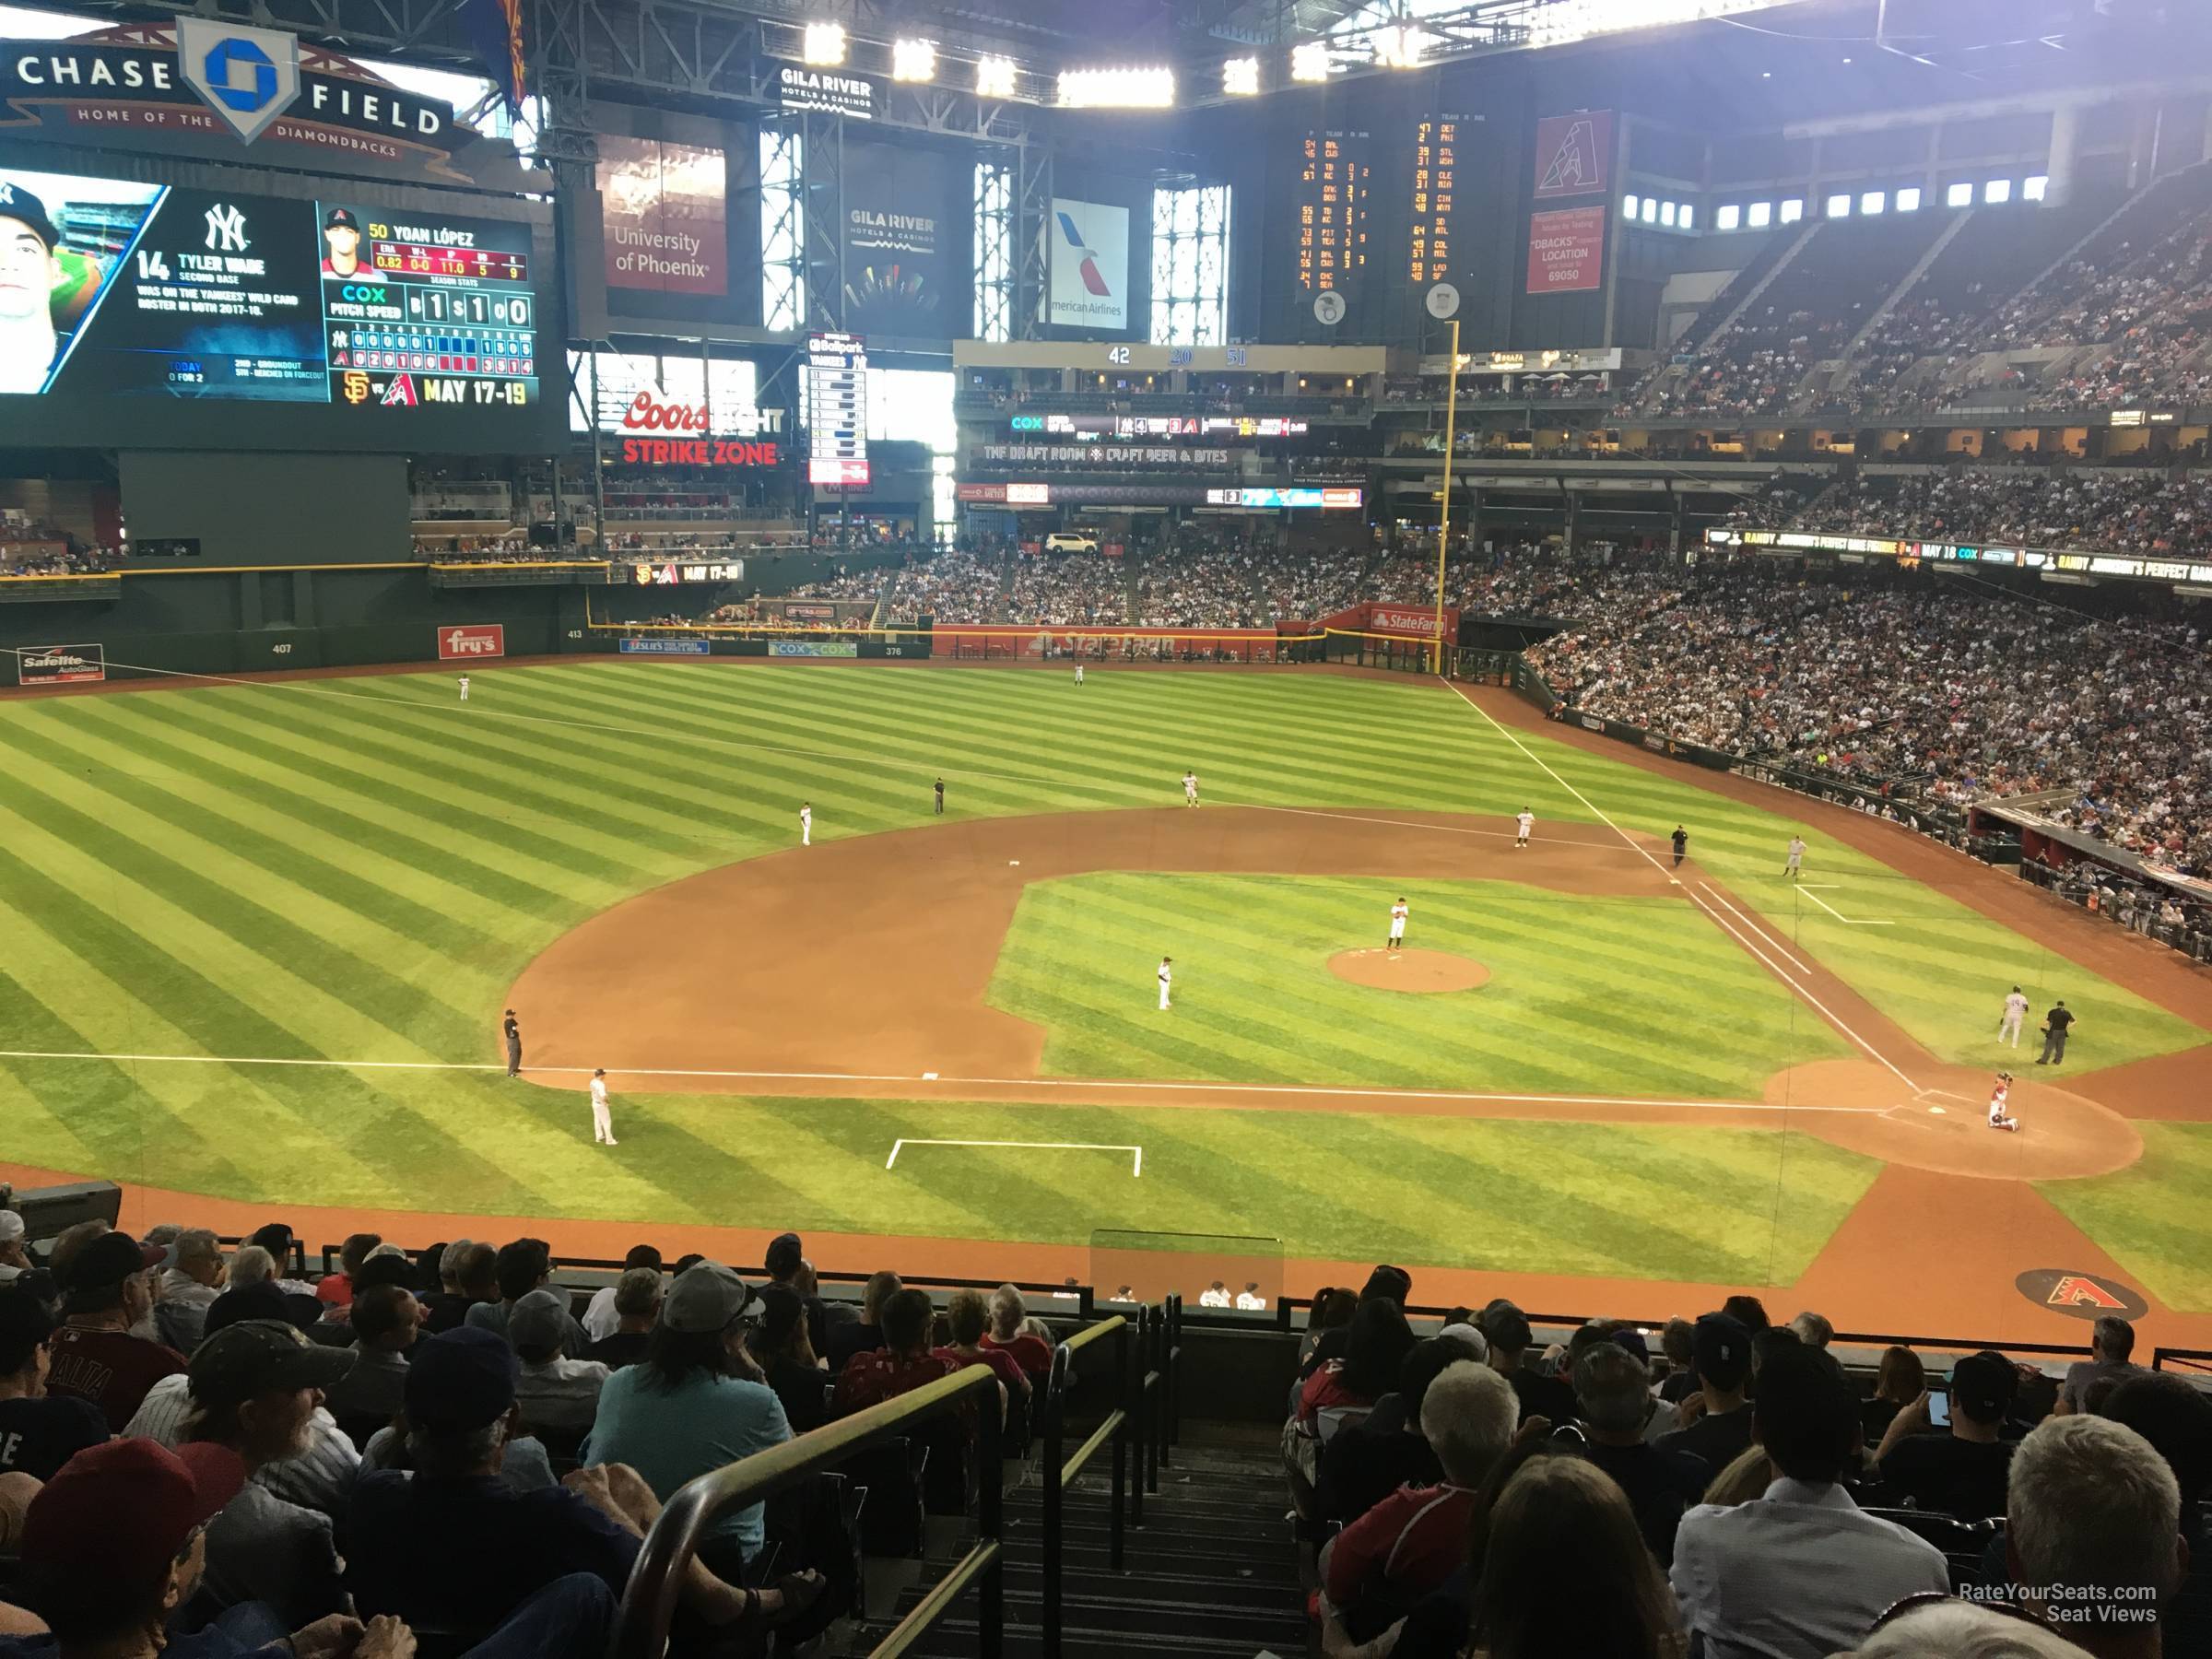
[885,1138,1142,1177]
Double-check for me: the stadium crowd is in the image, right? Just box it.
[1781,469,2212,557]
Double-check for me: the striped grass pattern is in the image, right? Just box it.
[0,661,2200,1292]
[992,874,1848,1096]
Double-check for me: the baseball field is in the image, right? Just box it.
[2,659,2208,1335]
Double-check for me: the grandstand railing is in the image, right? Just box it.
[1041,1314,1133,1659]
[612,1362,1005,1659]
[2153,1348,2212,1378]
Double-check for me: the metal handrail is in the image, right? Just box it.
[1041,1315,1133,1659]
[2153,1347,2212,1373]
[611,1362,1004,1659]
[1164,1294,1184,1460]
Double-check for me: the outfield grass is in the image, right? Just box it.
[0,661,2201,1296]
[991,874,1848,1096]
[2038,1124,2212,1313]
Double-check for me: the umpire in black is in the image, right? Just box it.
[503,1008,523,1077]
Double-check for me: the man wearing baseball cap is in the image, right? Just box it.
[0,1285,107,1485]
[1655,1312,1756,1473]
[0,181,61,395]
[1869,1348,2019,1522]
[348,1324,801,1647]
[0,1209,30,1286]
[182,1321,355,1631]
[321,206,363,278]
[43,1230,186,1432]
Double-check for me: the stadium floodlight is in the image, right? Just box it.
[1289,40,1330,82]
[1526,1,1792,50]
[802,21,846,65]
[975,54,1018,99]
[1223,55,1260,96]
[1371,25,1421,67]
[891,38,936,82]
[1057,66,1174,108]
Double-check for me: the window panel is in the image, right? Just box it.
[1150,183,1230,346]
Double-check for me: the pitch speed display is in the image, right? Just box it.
[0,166,537,418]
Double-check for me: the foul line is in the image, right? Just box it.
[1439,678,1919,1092]
[888,1138,1142,1176]
[1699,883,1810,973]
[0,1047,1886,1113]
[1796,886,1897,926]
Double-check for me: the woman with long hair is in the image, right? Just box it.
[1862,1346,1925,1443]
[1467,1454,1684,1659]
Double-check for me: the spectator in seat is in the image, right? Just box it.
[1720,1295,1770,1335]
[124,1351,364,1526]
[1319,1333,1485,1530]
[509,1289,607,1437]
[2060,1316,2145,1414]
[1656,1313,1756,1474]
[243,1226,317,1301]
[0,1285,107,1482]
[1656,1317,1699,1405]
[1870,1349,2018,1521]
[1842,1596,2096,1657]
[155,1230,228,1356]
[0,1209,31,1287]
[313,1233,381,1311]
[1672,1341,1947,1659]
[1289,1299,1417,1514]
[421,1237,476,1333]
[1301,1267,1413,1381]
[753,1287,830,1435]
[1573,1340,1712,1567]
[1479,1302,1577,1426]
[323,1283,420,1431]
[1469,1453,1687,1659]
[836,1288,960,1415]
[1322,1359,1518,1628]
[579,1245,659,1343]
[1786,1311,1833,1349]
[935,1288,1028,1420]
[762,1232,829,1355]
[2095,1373,2212,1657]
[1863,1346,1925,1444]
[583,1269,663,1371]
[2006,1415,2185,1659]
[348,1326,802,1653]
[1300,1288,1357,1371]
[827,1270,902,1373]
[446,1241,501,1334]
[982,1285,1053,1378]
[43,1230,185,1433]
[203,1250,312,1340]
[181,1320,356,1630]
[583,1263,792,1576]
[466,1241,586,1358]
[312,1253,413,1341]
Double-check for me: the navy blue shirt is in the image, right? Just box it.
[0,1394,108,1481]
[347,1471,640,1631]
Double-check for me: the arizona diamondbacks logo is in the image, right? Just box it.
[1536,117,1602,195]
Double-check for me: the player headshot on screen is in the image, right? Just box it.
[321,206,363,277]
[0,182,62,395]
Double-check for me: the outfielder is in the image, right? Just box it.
[1998,984,2029,1047]
[1784,835,1806,879]
[589,1068,618,1145]
[1157,956,1172,1010]
[1182,771,1199,808]
[1987,1072,2018,1133]
[1388,898,1409,949]
[799,802,812,847]
[1515,809,1534,849]
[458,675,471,702]
[1075,663,1085,687]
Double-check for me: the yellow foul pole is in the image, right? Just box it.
[1432,318,1459,674]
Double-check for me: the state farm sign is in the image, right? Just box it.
[437,625,506,661]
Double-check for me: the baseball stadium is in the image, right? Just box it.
[1,1,2210,1655]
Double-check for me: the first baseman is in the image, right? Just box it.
[589,1068,618,1145]
[1388,898,1409,949]
[1157,956,1172,1010]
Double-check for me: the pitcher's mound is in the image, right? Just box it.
[1329,948,1490,993]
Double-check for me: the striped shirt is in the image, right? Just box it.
[124,1371,362,1519]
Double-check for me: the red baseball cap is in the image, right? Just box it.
[24,1439,246,1587]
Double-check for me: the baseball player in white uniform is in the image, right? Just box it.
[458,675,470,702]
[1515,809,1534,849]
[1182,771,1199,808]
[799,802,812,847]
[1157,956,1172,1010]
[1998,984,2030,1047]
[1988,1071,2018,1133]
[1075,663,1085,686]
[589,1068,618,1145]
[1388,898,1409,949]
[1784,835,1806,878]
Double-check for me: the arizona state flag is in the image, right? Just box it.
[460,0,527,117]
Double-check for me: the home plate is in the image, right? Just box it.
[1009,860,1020,866]
[923,1071,938,1080]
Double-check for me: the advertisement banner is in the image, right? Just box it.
[1533,111,1612,199]
[782,602,837,623]
[770,640,859,658]
[1049,199,1129,331]
[1526,206,1606,293]
[595,135,726,297]
[619,636,710,655]
[14,643,103,684]
[1367,604,1459,639]
[436,623,505,660]
[843,146,951,335]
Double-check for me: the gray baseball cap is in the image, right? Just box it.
[662,1262,754,1334]
[506,1287,571,1353]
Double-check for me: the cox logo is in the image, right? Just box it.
[339,285,389,304]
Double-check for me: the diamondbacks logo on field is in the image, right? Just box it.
[176,19,300,145]
[1533,110,1613,199]
[2014,1268,2149,1322]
